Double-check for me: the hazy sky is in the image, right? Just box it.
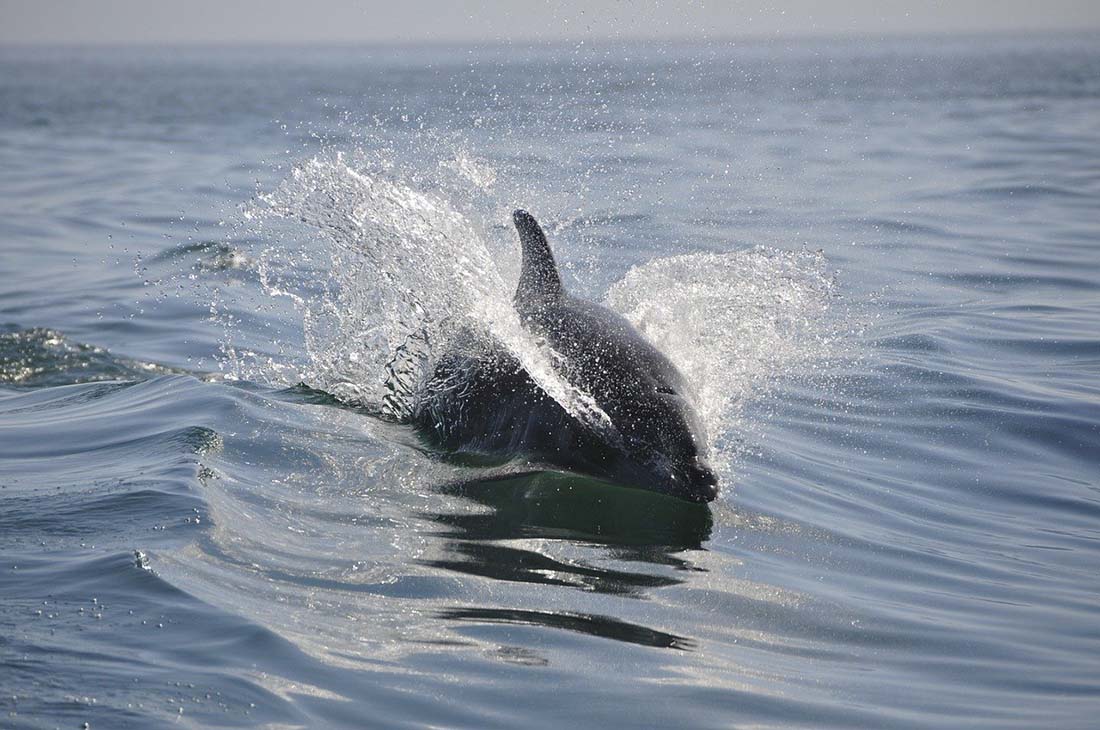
[2,0,1098,44]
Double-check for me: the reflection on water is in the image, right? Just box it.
[424,471,712,647]
[426,470,713,550]
[438,607,695,651]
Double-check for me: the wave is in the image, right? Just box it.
[0,325,181,388]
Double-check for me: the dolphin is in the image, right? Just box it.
[411,210,718,503]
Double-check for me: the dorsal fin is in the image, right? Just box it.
[512,209,562,312]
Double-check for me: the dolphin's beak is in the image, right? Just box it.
[682,460,719,503]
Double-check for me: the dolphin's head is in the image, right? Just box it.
[603,385,719,503]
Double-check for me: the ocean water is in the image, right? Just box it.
[2,34,1099,729]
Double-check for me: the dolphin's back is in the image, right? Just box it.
[535,295,690,407]
[510,209,687,402]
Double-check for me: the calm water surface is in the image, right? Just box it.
[1,35,1099,729]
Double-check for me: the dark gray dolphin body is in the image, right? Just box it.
[411,210,718,503]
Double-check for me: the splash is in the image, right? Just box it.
[227,150,842,472]
[240,152,617,439]
[606,248,841,455]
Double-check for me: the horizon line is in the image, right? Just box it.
[1,26,1098,50]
